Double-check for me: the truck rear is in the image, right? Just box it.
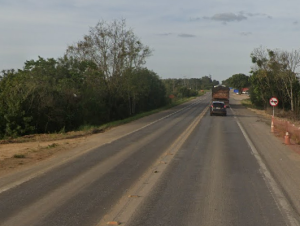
[212,85,230,107]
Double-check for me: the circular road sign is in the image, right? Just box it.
[269,97,279,107]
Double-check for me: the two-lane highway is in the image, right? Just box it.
[126,103,292,226]
[0,95,209,226]
[0,93,299,226]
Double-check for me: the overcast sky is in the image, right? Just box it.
[1,0,299,82]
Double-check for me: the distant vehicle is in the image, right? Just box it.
[212,85,230,107]
[241,87,249,94]
[210,101,227,116]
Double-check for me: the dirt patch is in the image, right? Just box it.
[0,131,97,175]
[248,108,272,121]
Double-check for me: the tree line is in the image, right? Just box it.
[163,76,219,98]
[0,19,218,139]
[223,46,300,115]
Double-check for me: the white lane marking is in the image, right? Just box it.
[231,107,300,226]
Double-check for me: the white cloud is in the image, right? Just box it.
[178,33,196,38]
[198,11,273,24]
[211,13,247,22]
[240,32,252,36]
[157,33,173,36]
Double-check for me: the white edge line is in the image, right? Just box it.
[231,107,300,226]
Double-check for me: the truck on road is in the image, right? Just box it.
[212,85,230,107]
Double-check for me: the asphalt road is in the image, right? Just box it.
[126,103,288,226]
[0,93,300,226]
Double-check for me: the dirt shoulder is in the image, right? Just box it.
[0,132,93,176]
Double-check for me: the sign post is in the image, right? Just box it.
[269,97,278,133]
[269,97,279,117]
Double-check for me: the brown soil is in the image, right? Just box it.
[0,131,97,175]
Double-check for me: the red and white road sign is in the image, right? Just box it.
[269,97,279,107]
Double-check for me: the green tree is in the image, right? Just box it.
[0,70,35,137]
[201,75,213,89]
[227,73,250,94]
[121,68,166,116]
[66,19,152,120]
[250,47,300,111]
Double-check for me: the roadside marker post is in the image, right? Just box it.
[269,97,278,133]
[285,131,291,145]
[269,97,290,144]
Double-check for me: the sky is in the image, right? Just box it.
[1,0,300,82]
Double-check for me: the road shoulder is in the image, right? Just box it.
[231,97,300,219]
